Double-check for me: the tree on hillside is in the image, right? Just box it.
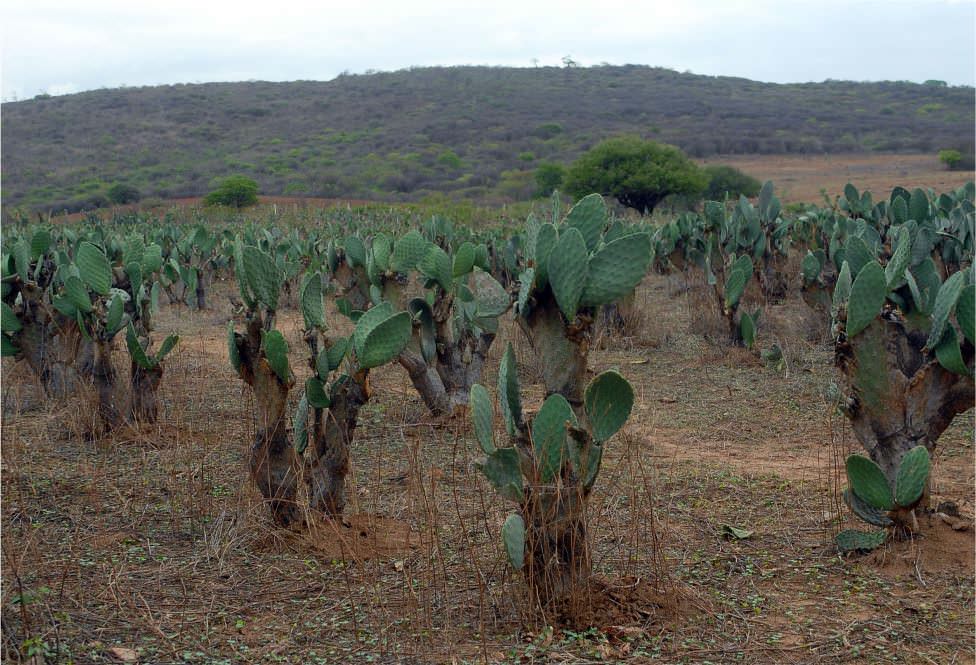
[534,162,565,198]
[702,164,761,200]
[107,183,141,205]
[205,175,259,208]
[563,137,707,214]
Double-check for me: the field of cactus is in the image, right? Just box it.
[2,185,973,663]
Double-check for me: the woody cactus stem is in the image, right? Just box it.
[232,313,301,526]
[129,361,163,423]
[306,364,370,516]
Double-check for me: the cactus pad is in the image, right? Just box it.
[563,193,607,251]
[956,284,975,345]
[584,370,634,443]
[894,446,930,508]
[724,255,753,310]
[242,246,281,310]
[548,227,589,321]
[497,343,523,436]
[359,311,412,369]
[533,223,558,287]
[469,383,496,455]
[126,323,154,370]
[76,242,112,296]
[453,242,476,278]
[842,489,893,527]
[305,376,331,409]
[835,529,887,553]
[501,513,526,570]
[477,447,524,503]
[261,329,290,383]
[293,394,309,454]
[846,454,894,511]
[419,244,453,292]
[64,276,93,313]
[532,394,576,482]
[579,234,651,307]
[1,303,21,334]
[300,272,326,330]
[925,270,965,350]
[845,261,886,337]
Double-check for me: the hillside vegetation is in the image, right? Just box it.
[1,65,972,211]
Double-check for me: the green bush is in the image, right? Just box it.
[563,136,707,215]
[106,183,141,205]
[939,149,963,170]
[702,165,761,200]
[534,162,565,198]
[204,175,259,208]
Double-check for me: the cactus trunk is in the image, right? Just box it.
[235,315,301,526]
[520,485,591,612]
[307,366,370,516]
[129,361,163,423]
[92,340,120,430]
[519,290,590,409]
[195,269,209,310]
[837,316,974,489]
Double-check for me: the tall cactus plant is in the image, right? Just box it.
[470,343,635,609]
[514,194,652,406]
[229,241,303,525]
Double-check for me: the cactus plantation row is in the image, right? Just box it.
[2,182,972,623]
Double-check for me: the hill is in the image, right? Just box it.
[2,65,973,211]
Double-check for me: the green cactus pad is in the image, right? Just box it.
[64,275,93,313]
[469,383,496,455]
[300,272,326,330]
[832,260,853,315]
[30,229,52,260]
[293,394,309,454]
[242,246,281,310]
[476,447,524,503]
[359,311,412,369]
[925,270,965,350]
[126,323,154,370]
[835,529,887,554]
[105,292,126,335]
[894,446,931,508]
[472,270,509,318]
[935,325,972,377]
[579,234,651,307]
[344,236,367,268]
[76,242,112,296]
[391,230,428,273]
[724,255,753,310]
[453,242,476,277]
[548,227,589,321]
[890,196,908,225]
[845,261,886,337]
[846,454,894,511]
[154,333,179,363]
[318,337,349,377]
[533,223,558,287]
[842,489,894,527]
[516,269,534,316]
[351,302,394,358]
[1,302,21,334]
[141,244,163,275]
[801,252,821,285]
[305,376,331,409]
[372,234,392,272]
[908,188,929,222]
[956,284,975,345]
[584,370,634,442]
[497,343,523,436]
[419,244,453,292]
[563,193,606,252]
[884,226,912,289]
[261,329,290,383]
[532,394,577,482]
[844,237,875,278]
[501,513,526,570]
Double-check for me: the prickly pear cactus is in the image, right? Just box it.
[838,445,932,552]
[469,341,635,609]
[515,194,651,406]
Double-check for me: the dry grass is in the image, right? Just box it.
[2,276,973,664]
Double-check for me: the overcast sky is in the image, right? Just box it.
[2,0,973,100]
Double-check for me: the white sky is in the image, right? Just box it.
[2,0,974,100]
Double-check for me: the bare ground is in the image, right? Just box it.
[2,274,973,664]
